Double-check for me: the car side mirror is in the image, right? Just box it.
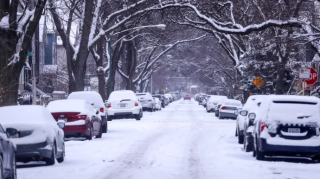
[248,113,256,120]
[6,128,18,136]
[240,110,248,116]
[57,120,66,129]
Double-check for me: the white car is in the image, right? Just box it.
[153,97,162,111]
[0,106,65,165]
[136,92,156,112]
[218,99,242,119]
[164,93,173,102]
[68,91,108,133]
[107,90,143,121]
[252,95,320,161]
[206,96,227,112]
[236,95,265,144]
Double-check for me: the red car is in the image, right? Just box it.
[47,99,102,140]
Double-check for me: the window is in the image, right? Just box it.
[45,34,54,65]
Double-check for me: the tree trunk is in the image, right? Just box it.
[275,62,286,94]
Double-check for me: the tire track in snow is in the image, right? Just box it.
[97,100,185,179]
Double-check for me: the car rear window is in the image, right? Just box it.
[136,94,147,96]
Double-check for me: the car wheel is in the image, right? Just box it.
[46,143,56,165]
[238,131,244,144]
[96,125,102,138]
[57,143,65,163]
[9,152,16,179]
[219,113,223,119]
[149,108,153,112]
[255,140,265,160]
[102,118,107,133]
[243,133,249,152]
[135,111,141,121]
[86,126,93,140]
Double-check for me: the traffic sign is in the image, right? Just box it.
[305,85,315,90]
[299,68,310,79]
[253,76,264,88]
[300,68,318,85]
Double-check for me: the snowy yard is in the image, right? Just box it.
[17,99,320,179]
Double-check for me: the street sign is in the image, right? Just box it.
[299,68,311,79]
[305,85,315,90]
[253,76,265,88]
[300,68,318,85]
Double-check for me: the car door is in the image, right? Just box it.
[0,125,10,169]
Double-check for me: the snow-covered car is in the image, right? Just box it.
[252,95,320,161]
[235,95,265,144]
[152,95,166,108]
[68,91,108,133]
[107,90,143,121]
[0,106,65,165]
[0,124,16,179]
[153,97,162,111]
[218,99,242,119]
[198,94,207,105]
[164,93,173,103]
[136,92,156,112]
[47,99,102,140]
[206,96,228,113]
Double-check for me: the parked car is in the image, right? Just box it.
[47,99,102,140]
[0,124,16,179]
[215,98,228,117]
[206,96,228,113]
[164,96,170,106]
[236,97,265,152]
[153,97,162,111]
[235,95,265,144]
[198,94,207,105]
[164,93,173,103]
[136,92,156,112]
[68,91,108,133]
[0,106,65,166]
[152,95,166,108]
[184,94,191,100]
[252,95,320,161]
[202,95,211,108]
[218,99,242,119]
[107,90,143,121]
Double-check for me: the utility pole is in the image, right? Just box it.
[151,74,153,94]
[32,34,36,104]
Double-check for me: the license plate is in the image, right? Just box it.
[8,133,19,138]
[59,118,67,122]
[288,128,300,133]
[120,103,126,107]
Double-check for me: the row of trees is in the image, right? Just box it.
[1,0,320,106]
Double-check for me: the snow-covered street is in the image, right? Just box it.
[18,99,320,179]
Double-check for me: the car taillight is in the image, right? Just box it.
[100,108,104,113]
[148,100,152,102]
[184,95,186,97]
[73,115,87,120]
[221,106,226,110]
[260,122,266,132]
[135,102,138,106]
[199,100,202,103]
[107,103,111,108]
[218,106,221,109]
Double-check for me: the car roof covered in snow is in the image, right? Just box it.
[68,91,104,108]
[47,99,93,113]
[108,90,137,101]
[0,105,53,126]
